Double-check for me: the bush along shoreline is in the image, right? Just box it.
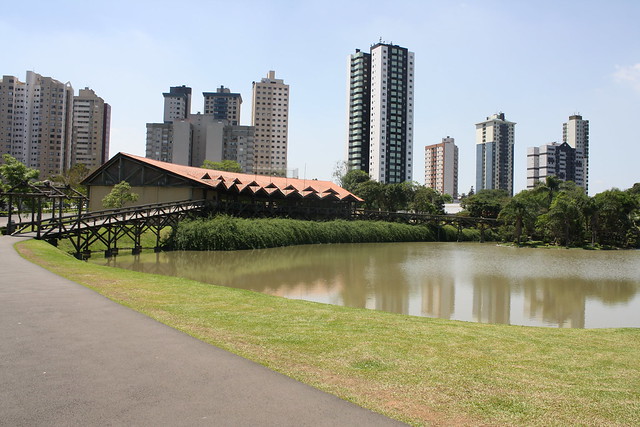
[167,215,493,251]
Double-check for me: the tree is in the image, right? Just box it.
[102,181,139,209]
[412,186,446,214]
[51,163,91,194]
[499,190,543,243]
[341,169,371,193]
[0,154,40,192]
[201,159,242,173]
[460,189,509,218]
[537,189,589,246]
[592,189,639,247]
[381,182,415,212]
[353,180,384,210]
[332,160,349,187]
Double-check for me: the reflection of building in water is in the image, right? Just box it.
[421,278,455,319]
[523,279,585,328]
[472,276,511,324]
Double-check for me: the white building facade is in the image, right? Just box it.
[0,71,75,177]
[348,43,414,184]
[71,87,110,170]
[251,71,289,175]
[425,136,458,198]
[475,113,516,196]
[563,114,589,192]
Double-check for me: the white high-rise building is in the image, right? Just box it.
[251,71,289,175]
[0,71,74,177]
[347,42,415,184]
[475,113,516,196]
[72,87,111,170]
[563,115,589,192]
[425,137,458,198]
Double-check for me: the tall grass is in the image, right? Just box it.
[169,215,484,251]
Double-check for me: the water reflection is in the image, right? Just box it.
[93,242,640,328]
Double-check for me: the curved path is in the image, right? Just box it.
[0,236,404,426]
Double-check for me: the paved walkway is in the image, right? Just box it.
[0,236,404,426]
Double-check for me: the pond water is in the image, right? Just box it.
[90,242,640,328]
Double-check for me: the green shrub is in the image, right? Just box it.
[169,215,489,251]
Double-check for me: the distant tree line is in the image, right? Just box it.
[339,169,452,214]
[460,177,640,248]
[339,168,640,248]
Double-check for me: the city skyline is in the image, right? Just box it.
[1,1,639,195]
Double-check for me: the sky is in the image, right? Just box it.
[2,0,639,195]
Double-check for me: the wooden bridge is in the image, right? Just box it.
[3,197,499,259]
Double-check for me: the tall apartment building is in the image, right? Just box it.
[71,87,111,170]
[346,49,371,173]
[527,115,589,192]
[163,85,191,123]
[251,71,289,175]
[527,142,577,189]
[346,42,415,184]
[475,113,516,196]
[563,114,589,192]
[0,71,74,177]
[146,85,192,163]
[203,86,241,125]
[425,136,459,198]
[146,85,255,173]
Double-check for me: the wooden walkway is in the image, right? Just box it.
[4,199,499,259]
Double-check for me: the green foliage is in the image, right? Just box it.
[101,181,139,209]
[201,159,243,173]
[341,169,371,193]
[353,180,385,210]
[168,215,494,251]
[0,154,40,192]
[591,189,639,248]
[460,189,510,218]
[412,186,446,214]
[499,189,545,243]
[50,163,90,194]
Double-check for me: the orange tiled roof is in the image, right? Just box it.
[120,153,363,202]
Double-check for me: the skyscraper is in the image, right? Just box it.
[251,71,289,175]
[563,114,589,192]
[425,136,459,198]
[346,49,371,173]
[71,87,111,170]
[203,86,242,125]
[527,114,589,192]
[475,113,516,196]
[347,42,415,184]
[163,85,191,123]
[0,71,74,177]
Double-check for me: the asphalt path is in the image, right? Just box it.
[0,236,405,426]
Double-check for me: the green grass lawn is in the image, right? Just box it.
[16,239,640,426]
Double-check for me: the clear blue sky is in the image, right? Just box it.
[2,0,639,195]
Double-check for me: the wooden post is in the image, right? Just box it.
[6,194,13,235]
[36,197,42,239]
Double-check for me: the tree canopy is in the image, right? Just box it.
[102,181,139,209]
[0,154,40,192]
[201,159,243,173]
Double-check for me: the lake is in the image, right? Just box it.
[90,242,640,328]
